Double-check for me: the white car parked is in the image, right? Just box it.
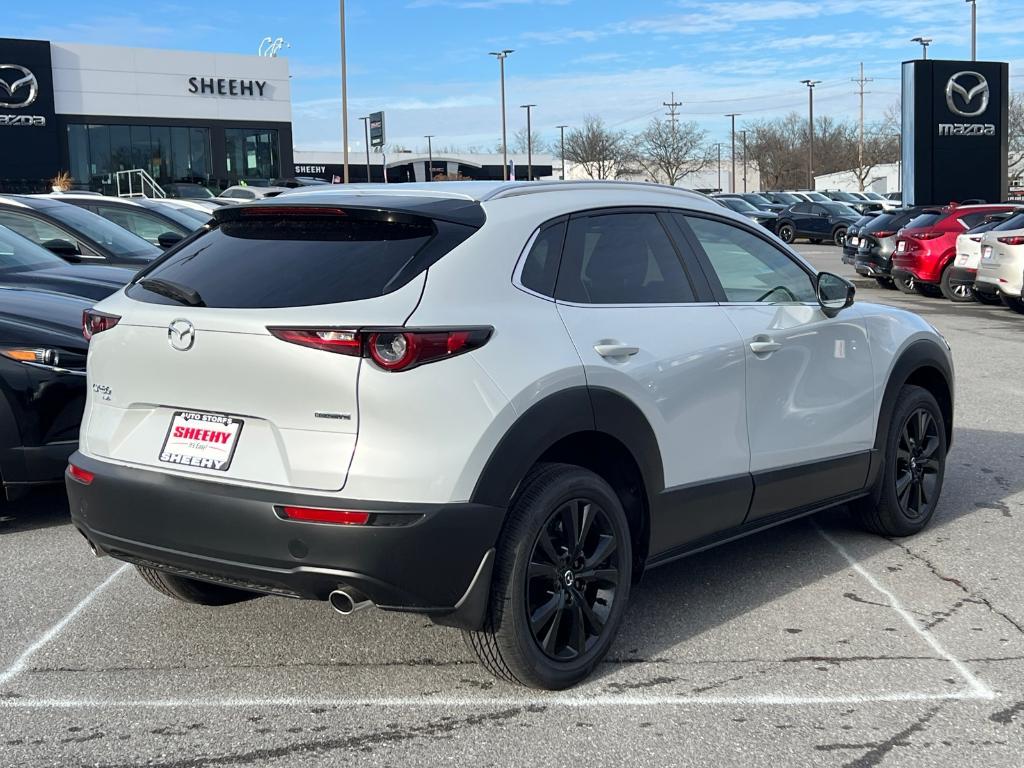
[948,211,1023,304]
[67,181,955,689]
[976,222,1024,313]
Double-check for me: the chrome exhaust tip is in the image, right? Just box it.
[329,589,372,616]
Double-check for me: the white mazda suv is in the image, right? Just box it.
[67,181,954,689]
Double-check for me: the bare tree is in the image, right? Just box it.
[1009,93,1024,181]
[562,115,628,179]
[624,118,712,185]
[506,127,545,155]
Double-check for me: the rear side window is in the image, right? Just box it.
[555,212,694,305]
[127,209,478,308]
[520,221,565,297]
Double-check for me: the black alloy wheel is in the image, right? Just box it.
[894,408,942,520]
[778,223,795,243]
[894,272,917,294]
[940,266,974,302]
[833,227,847,247]
[527,498,620,661]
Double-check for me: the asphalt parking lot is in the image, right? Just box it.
[2,243,1023,767]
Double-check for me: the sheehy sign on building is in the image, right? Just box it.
[187,77,269,97]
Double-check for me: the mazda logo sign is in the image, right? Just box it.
[0,64,38,109]
[945,71,989,118]
[168,319,195,351]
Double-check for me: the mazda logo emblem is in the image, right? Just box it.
[0,65,38,109]
[945,71,989,118]
[168,319,195,351]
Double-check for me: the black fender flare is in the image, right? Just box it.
[867,338,954,487]
[470,386,664,509]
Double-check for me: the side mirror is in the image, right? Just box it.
[816,272,855,317]
[157,231,184,249]
[42,238,81,258]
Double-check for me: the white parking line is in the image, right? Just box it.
[814,523,995,700]
[0,690,992,709]
[0,564,128,690]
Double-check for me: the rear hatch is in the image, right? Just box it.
[85,200,481,491]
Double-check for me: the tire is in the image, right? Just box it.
[894,273,917,294]
[832,227,847,247]
[778,223,796,244]
[1003,295,1024,314]
[939,266,974,302]
[851,385,946,537]
[463,463,632,690]
[974,289,1002,305]
[135,565,262,606]
[915,282,942,298]
[810,238,824,245]
[874,277,897,290]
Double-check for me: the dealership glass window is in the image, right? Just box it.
[130,125,152,176]
[170,127,190,182]
[225,128,280,183]
[150,126,171,183]
[190,127,212,181]
[66,125,90,186]
[109,126,132,173]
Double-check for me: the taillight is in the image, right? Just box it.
[913,231,944,240]
[68,464,94,485]
[82,309,121,341]
[268,327,492,371]
[280,506,369,525]
[970,236,983,242]
[872,230,895,238]
[997,235,1024,245]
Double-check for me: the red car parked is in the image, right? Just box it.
[891,203,1019,297]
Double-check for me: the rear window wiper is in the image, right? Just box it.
[139,277,205,307]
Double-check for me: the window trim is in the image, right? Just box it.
[673,210,819,307]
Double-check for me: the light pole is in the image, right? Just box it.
[339,0,349,183]
[801,80,822,189]
[966,0,978,60]
[359,116,370,182]
[726,113,740,193]
[424,135,435,181]
[489,50,513,180]
[911,36,932,59]
[716,143,722,191]
[556,124,568,180]
[740,129,748,193]
[520,104,536,180]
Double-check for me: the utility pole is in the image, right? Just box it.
[556,124,568,180]
[800,80,822,189]
[911,36,932,59]
[424,135,435,181]
[339,0,349,183]
[726,113,740,193]
[520,104,536,180]
[716,142,722,191]
[489,50,514,180]
[852,63,873,189]
[967,0,978,61]
[359,116,370,182]
[740,129,748,193]
[663,91,682,129]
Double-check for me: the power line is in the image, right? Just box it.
[663,91,683,127]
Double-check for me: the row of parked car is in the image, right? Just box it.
[842,202,1024,311]
[0,193,219,502]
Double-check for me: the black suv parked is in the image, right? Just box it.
[776,202,861,246]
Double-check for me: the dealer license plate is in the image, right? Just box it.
[982,245,993,260]
[896,240,906,252]
[160,411,244,471]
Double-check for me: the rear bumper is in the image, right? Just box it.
[854,252,891,277]
[66,452,505,629]
[892,253,942,283]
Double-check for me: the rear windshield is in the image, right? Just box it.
[127,209,478,308]
[992,212,1024,231]
[904,212,945,230]
[863,212,905,232]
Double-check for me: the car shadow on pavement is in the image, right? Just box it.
[595,426,1024,677]
[0,486,70,534]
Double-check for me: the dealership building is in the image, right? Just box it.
[0,37,293,194]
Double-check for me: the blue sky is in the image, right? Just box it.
[9,0,1024,153]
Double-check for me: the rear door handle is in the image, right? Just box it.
[749,338,782,355]
[594,343,640,358]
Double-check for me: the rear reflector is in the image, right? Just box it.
[281,506,370,525]
[68,464,94,485]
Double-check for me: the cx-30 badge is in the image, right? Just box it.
[945,71,989,118]
[168,319,195,351]
[0,65,38,109]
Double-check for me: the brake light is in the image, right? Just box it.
[997,236,1024,245]
[238,206,349,217]
[268,327,492,371]
[82,310,121,341]
[280,506,369,525]
[872,230,895,238]
[970,236,983,242]
[912,231,944,240]
[68,464,94,485]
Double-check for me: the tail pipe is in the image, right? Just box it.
[329,588,372,616]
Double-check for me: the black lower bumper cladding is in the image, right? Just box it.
[66,452,505,629]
